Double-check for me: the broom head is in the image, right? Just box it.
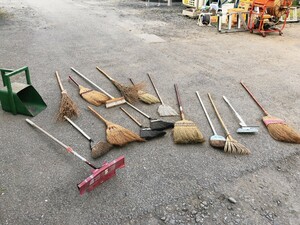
[263,115,300,143]
[91,141,113,159]
[79,85,110,106]
[105,121,145,146]
[57,91,79,121]
[158,105,178,117]
[224,135,250,154]
[138,90,160,104]
[112,80,144,103]
[173,119,205,144]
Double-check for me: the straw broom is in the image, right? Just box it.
[88,106,145,146]
[173,84,205,144]
[129,78,160,104]
[96,66,143,103]
[241,82,300,143]
[55,71,79,121]
[68,76,110,106]
[208,93,250,155]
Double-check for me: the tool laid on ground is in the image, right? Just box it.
[147,73,178,117]
[0,66,47,116]
[55,71,79,121]
[64,116,113,159]
[68,75,109,106]
[71,67,126,108]
[120,107,166,140]
[129,78,160,104]
[208,93,251,154]
[173,84,205,144]
[88,106,145,146]
[26,119,125,195]
[96,66,143,103]
[71,67,174,131]
[241,81,300,143]
[223,96,259,134]
[196,91,225,148]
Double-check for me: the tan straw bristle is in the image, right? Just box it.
[91,142,113,159]
[105,121,145,146]
[138,90,160,104]
[263,115,300,143]
[173,119,205,144]
[224,135,250,155]
[57,91,79,121]
[112,80,144,103]
[79,85,110,106]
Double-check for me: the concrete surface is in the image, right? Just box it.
[0,0,299,224]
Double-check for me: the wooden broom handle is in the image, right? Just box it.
[68,76,80,87]
[147,73,164,105]
[88,106,110,126]
[96,66,114,81]
[207,93,230,136]
[120,107,142,127]
[240,81,269,116]
[55,71,65,92]
[174,84,185,120]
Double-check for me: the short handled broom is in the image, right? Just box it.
[129,78,160,104]
[96,66,143,103]
[240,81,300,143]
[208,93,251,155]
[88,106,145,146]
[148,73,178,117]
[173,84,205,144]
[26,119,125,195]
[55,71,79,121]
[64,116,113,159]
[68,75,110,106]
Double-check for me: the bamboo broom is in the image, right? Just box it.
[173,84,205,144]
[68,76,110,106]
[129,78,160,104]
[208,93,251,155]
[88,106,145,146]
[240,81,300,143]
[96,66,143,103]
[55,71,79,121]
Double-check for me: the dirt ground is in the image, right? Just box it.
[0,0,299,224]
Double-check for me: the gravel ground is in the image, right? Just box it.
[0,0,299,224]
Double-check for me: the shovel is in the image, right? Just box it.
[196,91,226,148]
[223,96,259,134]
[120,107,166,140]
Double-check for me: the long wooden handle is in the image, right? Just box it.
[120,107,142,127]
[147,73,164,105]
[207,93,230,136]
[55,71,65,92]
[174,84,185,120]
[88,106,110,126]
[68,76,80,88]
[96,66,114,82]
[240,81,269,116]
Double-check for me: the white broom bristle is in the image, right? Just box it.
[158,105,178,117]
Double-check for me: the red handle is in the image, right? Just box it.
[174,84,185,120]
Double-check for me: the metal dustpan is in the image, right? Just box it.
[0,66,47,116]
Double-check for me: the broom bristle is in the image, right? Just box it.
[91,142,113,159]
[224,135,250,154]
[138,90,160,104]
[263,115,300,144]
[158,105,178,117]
[112,80,144,103]
[79,86,110,106]
[57,92,79,121]
[105,122,145,146]
[173,119,205,144]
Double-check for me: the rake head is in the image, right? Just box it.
[78,156,125,195]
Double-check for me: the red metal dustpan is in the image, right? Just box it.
[26,119,125,195]
[78,156,125,195]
